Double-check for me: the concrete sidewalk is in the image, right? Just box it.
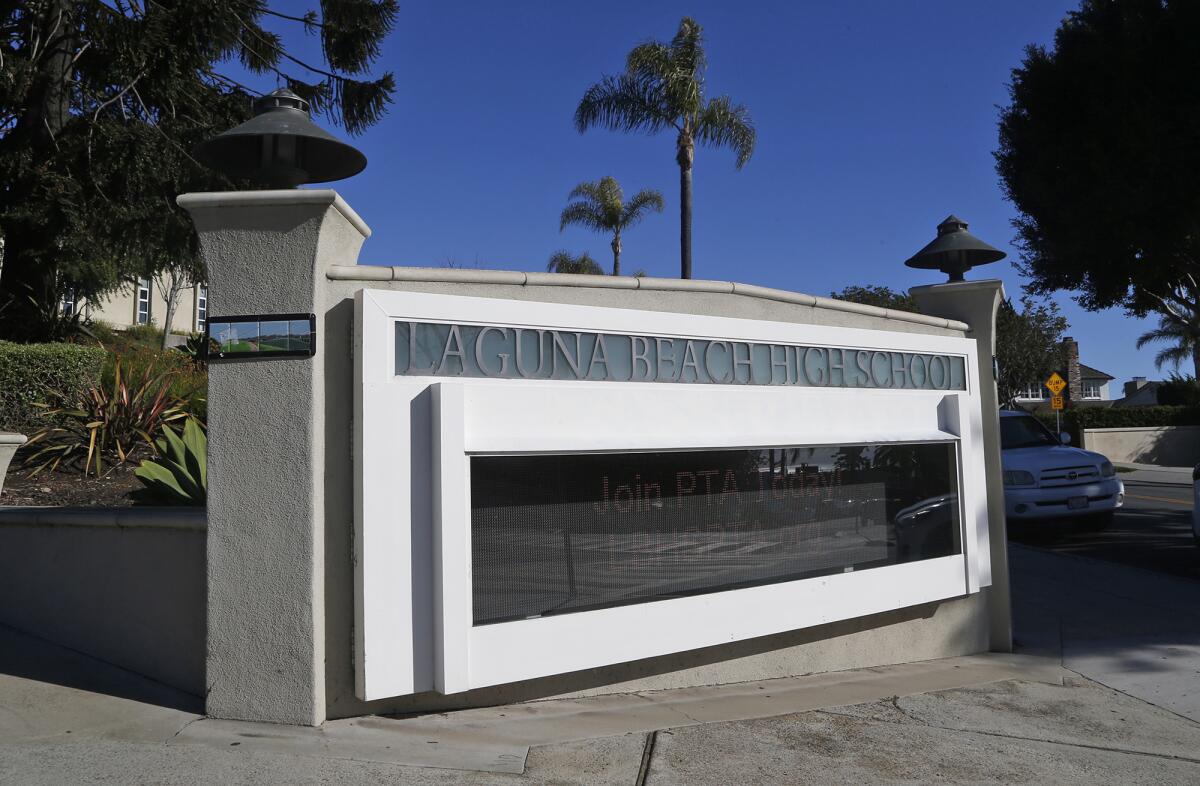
[1011,541,1200,722]
[1114,462,1195,486]
[3,545,1200,783]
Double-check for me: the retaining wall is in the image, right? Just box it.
[1082,425,1200,466]
[0,507,205,695]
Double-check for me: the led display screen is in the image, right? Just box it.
[471,442,960,626]
[206,313,315,359]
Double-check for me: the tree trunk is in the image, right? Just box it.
[158,271,187,350]
[1193,342,1200,381]
[677,132,694,280]
[611,233,621,276]
[0,0,75,340]
[19,0,73,142]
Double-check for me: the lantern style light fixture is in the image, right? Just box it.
[904,215,1006,283]
[194,88,367,188]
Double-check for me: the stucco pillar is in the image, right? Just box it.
[178,190,370,725]
[908,280,1011,653]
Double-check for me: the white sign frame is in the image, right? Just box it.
[355,289,990,700]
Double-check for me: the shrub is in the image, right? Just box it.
[0,341,106,433]
[23,359,189,475]
[1035,405,1200,445]
[123,323,165,346]
[1071,405,1200,429]
[103,344,207,423]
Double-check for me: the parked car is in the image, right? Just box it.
[1000,410,1124,529]
[1192,463,1199,546]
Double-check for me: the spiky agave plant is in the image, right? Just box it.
[131,418,207,506]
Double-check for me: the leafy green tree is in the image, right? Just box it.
[575,17,755,280]
[559,176,663,276]
[996,0,1200,378]
[830,285,917,312]
[1155,373,1200,406]
[546,250,603,275]
[0,1,397,342]
[834,285,1068,407]
[1136,306,1200,378]
[994,296,1069,408]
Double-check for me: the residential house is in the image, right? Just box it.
[1014,336,1115,406]
[1113,377,1164,407]
[64,275,207,340]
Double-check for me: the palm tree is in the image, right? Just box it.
[1136,305,1200,378]
[575,17,755,280]
[546,250,604,275]
[559,177,664,276]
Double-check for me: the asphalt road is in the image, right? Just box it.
[1009,471,1198,581]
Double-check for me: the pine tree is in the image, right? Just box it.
[0,1,397,341]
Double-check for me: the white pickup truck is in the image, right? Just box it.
[1000,410,1124,529]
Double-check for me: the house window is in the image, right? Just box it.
[196,286,208,333]
[1083,382,1101,399]
[1017,383,1045,400]
[61,290,75,318]
[136,278,151,325]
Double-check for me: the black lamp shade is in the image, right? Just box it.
[194,89,367,188]
[904,215,1005,282]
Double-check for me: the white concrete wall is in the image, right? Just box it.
[183,190,1002,726]
[1082,426,1200,466]
[0,508,206,695]
[319,273,993,720]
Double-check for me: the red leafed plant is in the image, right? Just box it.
[24,359,190,476]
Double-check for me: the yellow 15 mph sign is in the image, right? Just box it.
[1045,372,1066,410]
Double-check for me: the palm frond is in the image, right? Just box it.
[621,189,665,227]
[562,176,626,230]
[1137,309,1199,370]
[696,95,756,168]
[566,180,606,204]
[559,202,608,233]
[626,41,673,81]
[575,74,676,134]
[669,17,707,77]
[547,250,604,275]
[1136,324,1185,349]
[1154,344,1192,370]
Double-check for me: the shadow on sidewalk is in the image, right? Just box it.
[0,623,202,713]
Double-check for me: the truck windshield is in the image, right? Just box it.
[1000,416,1059,450]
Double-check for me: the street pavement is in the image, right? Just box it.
[1009,463,1197,580]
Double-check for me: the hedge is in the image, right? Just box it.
[1035,405,1200,445]
[1070,405,1200,429]
[0,341,107,433]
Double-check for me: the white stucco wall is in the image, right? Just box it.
[182,190,1005,727]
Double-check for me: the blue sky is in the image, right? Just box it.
[265,1,1158,387]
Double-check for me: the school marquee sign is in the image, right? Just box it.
[396,321,967,390]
